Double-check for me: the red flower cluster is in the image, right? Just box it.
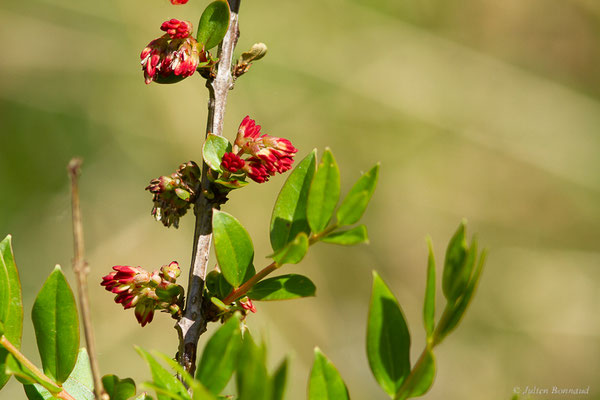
[221,116,298,183]
[170,0,189,4]
[101,262,183,326]
[140,19,205,84]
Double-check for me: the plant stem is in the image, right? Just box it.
[0,335,74,399]
[67,159,107,400]
[176,0,241,376]
[222,225,339,304]
[222,262,278,304]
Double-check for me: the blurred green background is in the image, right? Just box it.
[1,0,599,398]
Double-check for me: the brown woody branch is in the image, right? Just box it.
[176,0,241,376]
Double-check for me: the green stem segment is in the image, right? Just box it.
[0,336,74,400]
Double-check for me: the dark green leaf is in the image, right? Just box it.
[196,314,242,394]
[102,374,136,400]
[196,0,231,50]
[395,349,436,400]
[271,232,309,265]
[31,265,79,384]
[367,271,411,396]
[0,235,23,390]
[236,334,270,400]
[270,150,317,252]
[247,274,316,301]
[337,164,379,226]
[322,225,369,246]
[423,238,436,339]
[202,134,232,173]
[442,221,468,303]
[307,149,341,234]
[136,347,189,400]
[308,348,349,400]
[270,358,288,400]
[213,210,254,288]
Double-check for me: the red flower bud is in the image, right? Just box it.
[240,298,256,313]
[221,152,246,172]
[160,19,193,39]
[170,0,189,4]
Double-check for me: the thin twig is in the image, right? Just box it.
[176,0,241,376]
[68,159,107,400]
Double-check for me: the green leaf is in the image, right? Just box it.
[0,235,23,390]
[423,238,436,340]
[435,250,487,344]
[307,149,341,234]
[271,232,309,265]
[213,210,254,288]
[196,0,231,50]
[308,348,349,400]
[270,358,288,400]
[337,164,379,226]
[441,221,468,303]
[247,274,316,301]
[236,334,270,400]
[367,271,411,396]
[102,374,136,400]
[155,353,218,400]
[206,270,233,300]
[202,133,232,173]
[270,150,317,252]
[133,393,153,400]
[214,179,249,190]
[22,348,94,400]
[196,314,242,394]
[136,347,189,400]
[395,350,436,400]
[322,225,369,246]
[31,265,79,384]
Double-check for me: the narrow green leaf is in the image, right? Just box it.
[308,348,349,400]
[270,150,317,252]
[423,238,436,339]
[214,179,248,190]
[143,383,186,400]
[213,211,254,287]
[271,232,309,265]
[155,353,218,400]
[435,250,487,344]
[367,271,411,396]
[307,149,341,234]
[202,133,232,173]
[102,374,136,400]
[270,358,288,400]
[441,221,468,303]
[31,265,79,384]
[247,274,316,301]
[336,191,369,227]
[236,334,270,400]
[395,350,436,400]
[136,347,189,400]
[322,225,369,246]
[196,314,242,394]
[337,164,379,226]
[196,0,231,50]
[0,235,23,390]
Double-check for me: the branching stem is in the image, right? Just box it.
[176,0,241,376]
[67,159,107,400]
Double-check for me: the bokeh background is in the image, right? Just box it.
[1,0,599,399]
